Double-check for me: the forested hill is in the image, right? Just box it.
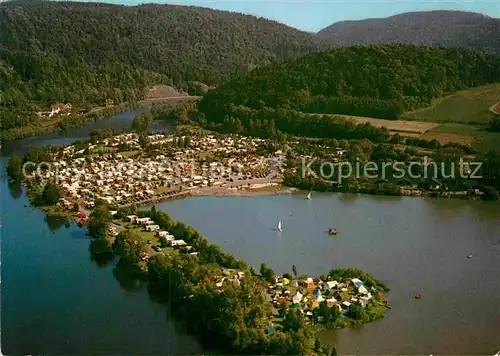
[0,1,325,130]
[198,45,500,121]
[317,11,500,55]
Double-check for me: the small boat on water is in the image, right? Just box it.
[277,220,282,232]
[415,294,424,300]
[306,192,311,200]
[328,228,338,235]
[467,253,472,259]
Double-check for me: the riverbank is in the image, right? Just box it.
[119,184,294,207]
[1,104,137,141]
[283,173,499,202]
[1,96,198,142]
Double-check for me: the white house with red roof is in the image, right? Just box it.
[50,103,72,117]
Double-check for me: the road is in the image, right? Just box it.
[138,95,200,105]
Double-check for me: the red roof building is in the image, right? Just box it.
[52,103,67,111]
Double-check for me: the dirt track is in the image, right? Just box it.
[490,101,500,115]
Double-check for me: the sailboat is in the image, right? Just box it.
[306,192,312,200]
[277,220,282,232]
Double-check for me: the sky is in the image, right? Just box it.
[60,0,500,32]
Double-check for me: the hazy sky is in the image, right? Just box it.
[63,0,500,32]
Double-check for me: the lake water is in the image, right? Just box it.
[1,109,499,355]
[1,108,172,156]
[152,194,500,355]
[1,110,199,355]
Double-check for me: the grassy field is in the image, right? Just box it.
[120,150,139,158]
[334,114,500,152]
[401,83,500,124]
[113,219,175,254]
[307,84,500,152]
[421,124,477,145]
[340,115,440,136]
[421,123,500,152]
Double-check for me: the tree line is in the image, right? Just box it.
[197,105,391,142]
[317,10,500,56]
[199,44,500,121]
[0,0,325,132]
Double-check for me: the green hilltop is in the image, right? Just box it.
[0,0,326,132]
[199,44,500,122]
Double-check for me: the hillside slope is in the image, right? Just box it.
[199,44,500,121]
[317,11,500,55]
[0,1,326,131]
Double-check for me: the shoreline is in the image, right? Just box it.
[26,188,389,355]
[191,185,298,198]
[121,183,297,207]
[1,96,199,142]
[105,207,390,355]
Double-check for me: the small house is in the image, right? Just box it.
[326,298,337,307]
[157,231,169,237]
[135,217,151,225]
[171,240,187,247]
[145,224,160,232]
[302,280,316,289]
[326,281,339,289]
[292,291,303,304]
[351,279,364,288]
[341,301,351,309]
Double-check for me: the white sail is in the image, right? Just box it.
[277,220,282,231]
[306,192,311,200]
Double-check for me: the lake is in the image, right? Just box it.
[1,110,199,355]
[1,108,499,355]
[151,193,500,355]
[1,108,172,156]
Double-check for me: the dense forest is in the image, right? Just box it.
[317,11,500,55]
[3,2,500,135]
[198,45,500,121]
[0,0,326,131]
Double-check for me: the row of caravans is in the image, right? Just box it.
[127,215,198,255]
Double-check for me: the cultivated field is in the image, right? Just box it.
[421,123,500,152]
[337,114,499,152]
[342,115,440,136]
[310,83,500,152]
[421,124,477,145]
[402,83,500,124]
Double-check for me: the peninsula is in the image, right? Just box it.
[7,128,393,355]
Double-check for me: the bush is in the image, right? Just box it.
[41,182,61,205]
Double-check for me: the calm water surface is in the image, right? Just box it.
[1,108,172,156]
[154,194,500,355]
[1,111,199,355]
